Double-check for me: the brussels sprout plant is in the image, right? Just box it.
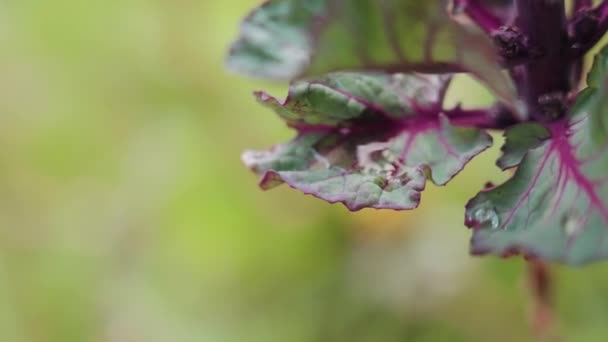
[228,0,608,333]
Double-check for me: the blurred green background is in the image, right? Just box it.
[2,1,608,341]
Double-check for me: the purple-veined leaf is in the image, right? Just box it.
[465,46,608,264]
[496,123,550,170]
[453,0,515,33]
[227,0,518,106]
[244,72,492,211]
[254,72,446,125]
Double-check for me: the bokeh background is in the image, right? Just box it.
[2,1,608,341]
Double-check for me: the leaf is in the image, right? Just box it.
[244,72,492,211]
[464,46,608,265]
[254,72,447,125]
[243,132,429,211]
[227,0,518,106]
[496,123,550,170]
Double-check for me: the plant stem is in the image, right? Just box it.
[569,0,608,59]
[516,0,571,121]
[526,259,555,340]
[456,0,503,33]
[443,104,517,129]
[573,0,592,11]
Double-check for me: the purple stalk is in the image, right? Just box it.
[516,0,571,121]
[455,0,503,33]
[443,106,515,129]
[568,0,608,59]
[570,0,594,81]
[573,0,592,11]
[290,105,514,136]
[592,1,608,36]
[527,260,554,339]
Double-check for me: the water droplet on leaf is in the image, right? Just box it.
[562,210,583,237]
[381,149,398,163]
[339,127,351,135]
[472,204,500,229]
[392,73,406,82]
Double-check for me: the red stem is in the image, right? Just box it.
[568,0,608,59]
[573,0,592,12]
[573,0,593,12]
[516,0,571,121]
[455,0,503,34]
[443,106,513,129]
[526,260,555,340]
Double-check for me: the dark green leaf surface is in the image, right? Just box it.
[243,73,492,210]
[227,0,518,105]
[254,72,447,125]
[496,123,550,170]
[465,46,608,264]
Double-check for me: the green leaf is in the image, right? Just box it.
[243,73,492,211]
[255,72,448,125]
[227,0,518,106]
[496,123,550,170]
[464,45,608,265]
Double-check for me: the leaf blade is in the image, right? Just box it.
[227,0,518,105]
[244,72,492,211]
[465,45,608,265]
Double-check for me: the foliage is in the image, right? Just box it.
[228,0,608,265]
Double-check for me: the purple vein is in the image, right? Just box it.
[553,135,608,222]
[501,145,553,228]
[454,0,502,34]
